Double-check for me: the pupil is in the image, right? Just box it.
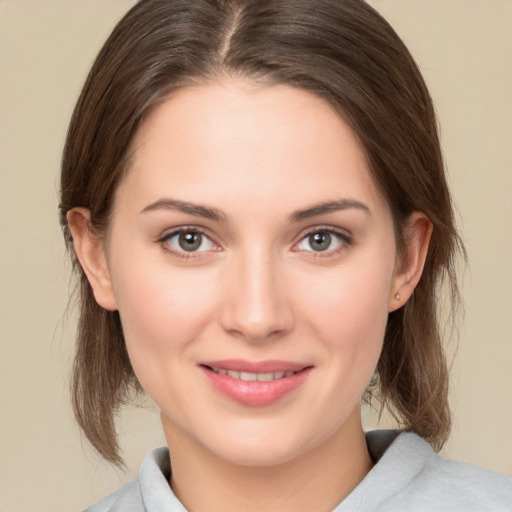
[179,232,202,251]
[310,232,331,251]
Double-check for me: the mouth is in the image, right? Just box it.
[199,360,313,407]
[204,366,298,382]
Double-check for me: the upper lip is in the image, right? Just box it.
[199,359,311,373]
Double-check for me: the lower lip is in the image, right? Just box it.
[200,367,312,407]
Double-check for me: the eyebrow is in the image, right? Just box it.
[140,197,370,224]
[289,199,371,222]
[140,199,227,222]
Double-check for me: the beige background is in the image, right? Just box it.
[0,1,510,511]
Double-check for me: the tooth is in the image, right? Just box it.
[240,371,257,381]
[218,369,296,381]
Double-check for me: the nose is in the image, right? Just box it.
[219,248,294,343]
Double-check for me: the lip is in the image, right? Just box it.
[199,359,313,407]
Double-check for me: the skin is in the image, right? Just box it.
[68,79,431,512]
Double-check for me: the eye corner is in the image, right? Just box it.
[293,227,353,257]
[158,226,221,260]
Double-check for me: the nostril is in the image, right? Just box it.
[218,267,295,342]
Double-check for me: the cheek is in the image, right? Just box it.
[109,262,221,413]
[315,292,387,383]
[108,252,218,365]
[298,253,393,376]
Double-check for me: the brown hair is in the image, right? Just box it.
[60,0,463,466]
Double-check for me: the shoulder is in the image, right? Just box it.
[83,478,142,512]
[362,430,512,511]
[415,443,512,510]
[82,447,182,512]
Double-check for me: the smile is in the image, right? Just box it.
[199,360,313,407]
[209,368,296,381]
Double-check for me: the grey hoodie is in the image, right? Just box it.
[85,430,512,511]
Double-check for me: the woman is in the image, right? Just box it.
[59,0,512,510]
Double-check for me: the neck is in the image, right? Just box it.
[164,408,373,512]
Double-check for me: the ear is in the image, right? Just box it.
[66,208,118,311]
[388,212,432,312]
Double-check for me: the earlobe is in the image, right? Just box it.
[66,208,118,311]
[389,212,432,312]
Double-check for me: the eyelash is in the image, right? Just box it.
[293,227,352,257]
[158,226,219,260]
[157,226,352,260]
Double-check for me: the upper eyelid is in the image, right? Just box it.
[297,225,352,240]
[157,226,220,253]
[156,224,352,251]
[158,227,220,260]
[293,226,353,254]
[158,225,214,241]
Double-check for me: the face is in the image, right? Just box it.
[100,80,402,466]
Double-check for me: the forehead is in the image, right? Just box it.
[118,80,387,218]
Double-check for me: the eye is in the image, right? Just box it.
[161,229,217,255]
[295,229,349,253]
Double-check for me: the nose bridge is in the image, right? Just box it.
[221,244,293,342]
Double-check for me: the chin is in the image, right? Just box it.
[216,441,306,468]
[198,419,326,468]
